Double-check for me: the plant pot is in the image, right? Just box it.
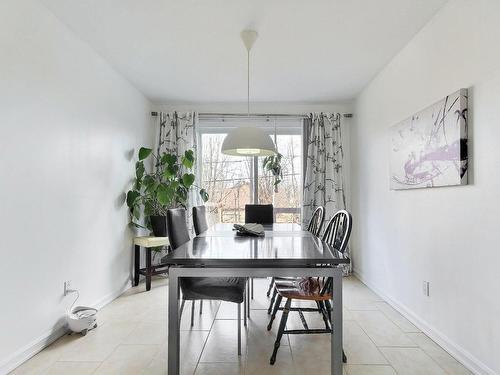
[150,215,167,237]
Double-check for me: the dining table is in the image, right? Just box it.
[162,223,350,375]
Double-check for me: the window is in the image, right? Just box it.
[258,134,302,223]
[198,118,302,225]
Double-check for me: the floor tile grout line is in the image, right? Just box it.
[349,309,419,347]
[344,363,400,375]
[87,342,124,374]
[372,302,421,334]
[193,300,224,374]
[406,333,472,375]
[378,346,452,375]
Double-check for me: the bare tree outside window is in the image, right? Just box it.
[200,132,302,225]
[259,135,302,223]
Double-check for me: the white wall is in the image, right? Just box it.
[351,1,500,374]
[0,0,154,372]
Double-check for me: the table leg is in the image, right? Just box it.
[168,267,180,375]
[246,280,251,318]
[331,267,343,375]
[251,277,254,300]
[243,288,247,327]
[146,248,152,291]
[134,245,140,286]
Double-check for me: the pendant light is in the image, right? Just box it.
[221,30,276,157]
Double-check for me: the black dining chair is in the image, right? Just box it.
[166,208,247,355]
[267,209,352,365]
[192,205,209,235]
[245,204,274,224]
[191,205,209,317]
[244,204,274,303]
[266,206,326,310]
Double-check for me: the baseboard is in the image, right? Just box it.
[0,280,131,375]
[353,269,497,375]
[91,279,131,311]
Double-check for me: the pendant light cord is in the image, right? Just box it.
[247,49,250,117]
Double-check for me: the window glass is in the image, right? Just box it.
[258,134,302,224]
[200,133,252,224]
[199,119,302,224]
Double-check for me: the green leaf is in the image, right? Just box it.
[145,181,159,194]
[182,150,195,169]
[132,206,141,220]
[138,147,152,160]
[182,173,195,188]
[200,188,209,202]
[164,164,179,179]
[176,186,188,202]
[181,156,193,169]
[134,178,142,191]
[142,175,154,188]
[161,153,177,166]
[126,190,141,208]
[144,200,155,216]
[156,184,174,206]
[185,149,194,162]
[135,161,145,180]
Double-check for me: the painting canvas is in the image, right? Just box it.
[389,89,468,190]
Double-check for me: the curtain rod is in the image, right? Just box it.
[150,111,353,119]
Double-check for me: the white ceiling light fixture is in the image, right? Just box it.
[221,30,276,157]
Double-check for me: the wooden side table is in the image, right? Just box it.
[134,236,170,291]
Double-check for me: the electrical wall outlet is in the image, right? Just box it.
[422,281,430,297]
[64,281,72,296]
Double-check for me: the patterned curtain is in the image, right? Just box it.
[156,111,201,231]
[157,111,197,162]
[302,113,350,273]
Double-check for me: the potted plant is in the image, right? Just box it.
[262,152,283,193]
[126,147,208,236]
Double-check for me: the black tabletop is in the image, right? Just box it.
[162,223,350,267]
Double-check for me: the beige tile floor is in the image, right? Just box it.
[11,277,472,375]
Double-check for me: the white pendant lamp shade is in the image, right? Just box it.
[221,127,276,156]
[221,29,277,157]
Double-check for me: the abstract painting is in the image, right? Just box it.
[390,89,468,190]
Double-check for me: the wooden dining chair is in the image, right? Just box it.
[266,209,352,365]
[166,208,247,355]
[306,206,326,237]
[266,206,325,311]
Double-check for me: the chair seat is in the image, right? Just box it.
[180,277,246,303]
[275,278,331,301]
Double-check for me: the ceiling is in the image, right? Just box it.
[41,0,447,103]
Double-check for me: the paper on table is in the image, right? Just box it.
[233,223,265,236]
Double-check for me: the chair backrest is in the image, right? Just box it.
[244,204,274,224]
[166,208,190,249]
[307,206,325,237]
[322,209,352,254]
[192,205,209,235]
[319,209,353,296]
